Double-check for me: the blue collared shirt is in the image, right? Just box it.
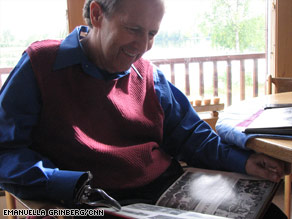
[0,26,252,206]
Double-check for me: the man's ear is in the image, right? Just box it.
[90,1,104,27]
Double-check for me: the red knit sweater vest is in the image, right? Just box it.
[26,40,171,189]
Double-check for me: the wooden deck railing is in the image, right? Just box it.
[0,68,12,89]
[151,53,266,106]
[0,53,266,106]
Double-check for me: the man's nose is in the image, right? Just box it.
[137,33,152,52]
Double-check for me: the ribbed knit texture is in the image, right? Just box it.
[27,40,171,189]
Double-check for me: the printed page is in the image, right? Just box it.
[156,168,277,219]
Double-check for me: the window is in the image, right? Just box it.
[2,0,292,105]
[144,0,268,105]
[0,0,68,67]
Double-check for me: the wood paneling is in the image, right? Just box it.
[275,0,292,77]
[67,0,86,32]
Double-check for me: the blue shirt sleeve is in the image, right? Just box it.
[0,53,86,206]
[153,66,252,173]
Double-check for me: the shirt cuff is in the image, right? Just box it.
[226,147,253,173]
[47,170,88,207]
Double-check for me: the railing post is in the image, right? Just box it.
[253,59,259,97]
[0,68,13,89]
[170,63,175,85]
[199,62,204,97]
[185,62,190,96]
[213,61,218,97]
[240,59,245,101]
[226,60,232,106]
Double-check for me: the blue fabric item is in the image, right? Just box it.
[0,26,251,206]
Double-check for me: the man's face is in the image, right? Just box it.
[94,0,165,73]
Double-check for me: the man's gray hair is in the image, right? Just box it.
[83,0,121,28]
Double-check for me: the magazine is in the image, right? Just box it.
[104,168,280,219]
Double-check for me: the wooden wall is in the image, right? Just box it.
[67,0,86,32]
[275,0,292,77]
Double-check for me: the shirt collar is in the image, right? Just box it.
[53,26,86,70]
[53,25,131,80]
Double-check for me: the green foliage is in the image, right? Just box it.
[154,30,200,48]
[152,0,266,53]
[0,29,68,67]
[0,30,15,47]
[239,16,265,51]
[0,0,266,67]
[199,0,266,52]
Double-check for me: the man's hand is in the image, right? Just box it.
[245,153,288,182]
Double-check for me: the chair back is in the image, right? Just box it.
[267,75,292,94]
[191,99,224,132]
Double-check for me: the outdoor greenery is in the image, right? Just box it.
[199,0,265,52]
[0,0,266,66]
[154,0,266,54]
[0,0,267,104]
[0,0,68,67]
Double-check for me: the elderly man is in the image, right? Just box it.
[0,0,286,216]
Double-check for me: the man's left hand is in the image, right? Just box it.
[245,153,288,182]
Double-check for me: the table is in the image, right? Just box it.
[248,138,292,219]
[246,92,292,218]
[221,92,292,218]
[243,92,292,162]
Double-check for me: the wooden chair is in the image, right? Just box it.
[4,191,67,219]
[267,74,292,218]
[5,191,17,219]
[191,97,224,131]
[267,75,292,94]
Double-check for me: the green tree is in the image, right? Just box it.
[199,0,266,52]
